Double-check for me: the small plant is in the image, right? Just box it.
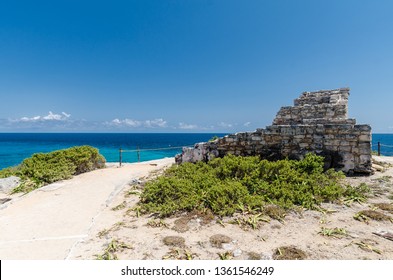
[218,251,233,260]
[318,227,347,238]
[97,229,110,238]
[208,135,219,142]
[126,188,141,197]
[246,214,270,230]
[95,239,133,260]
[354,241,382,255]
[112,201,127,211]
[147,219,168,228]
[163,248,196,260]
[128,206,141,218]
[233,214,270,230]
[343,183,370,205]
[112,222,125,231]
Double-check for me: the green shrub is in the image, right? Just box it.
[140,154,347,217]
[1,146,106,193]
[0,166,21,178]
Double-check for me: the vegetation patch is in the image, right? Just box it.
[147,219,168,228]
[373,203,393,213]
[95,239,133,260]
[273,246,307,260]
[163,248,196,260]
[218,251,233,260]
[354,210,393,224]
[263,205,286,221]
[318,227,347,238]
[343,183,370,205]
[232,213,270,230]
[352,240,382,255]
[163,236,185,247]
[210,234,232,248]
[139,154,347,218]
[0,146,106,193]
[112,201,127,211]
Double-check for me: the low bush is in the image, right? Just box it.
[140,154,347,217]
[0,146,106,193]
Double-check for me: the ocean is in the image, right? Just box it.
[0,133,392,170]
[0,133,226,170]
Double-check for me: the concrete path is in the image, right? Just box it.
[0,158,174,259]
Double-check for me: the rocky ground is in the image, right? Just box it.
[69,156,393,260]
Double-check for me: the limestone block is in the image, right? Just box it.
[359,134,371,142]
[339,146,352,152]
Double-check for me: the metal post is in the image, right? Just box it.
[378,142,381,156]
[119,148,122,167]
[137,146,140,162]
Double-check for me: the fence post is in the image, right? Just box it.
[119,148,123,167]
[378,142,381,156]
[137,146,140,162]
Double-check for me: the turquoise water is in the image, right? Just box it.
[0,133,391,170]
[0,133,226,170]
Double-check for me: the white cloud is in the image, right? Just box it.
[218,122,233,128]
[144,118,167,128]
[106,118,167,128]
[15,111,71,122]
[243,121,251,127]
[178,122,198,130]
[110,118,142,127]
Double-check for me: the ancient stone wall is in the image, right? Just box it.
[176,88,372,174]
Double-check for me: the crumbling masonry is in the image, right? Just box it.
[176,88,372,174]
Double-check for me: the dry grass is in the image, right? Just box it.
[273,246,307,260]
[247,252,262,260]
[354,210,392,223]
[373,203,393,213]
[162,236,185,247]
[210,234,232,248]
[263,205,286,221]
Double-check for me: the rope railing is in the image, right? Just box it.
[118,145,194,166]
[374,142,393,156]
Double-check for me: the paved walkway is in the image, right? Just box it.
[0,158,174,259]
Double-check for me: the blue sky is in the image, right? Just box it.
[0,0,392,133]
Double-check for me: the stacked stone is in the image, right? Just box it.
[176,88,372,175]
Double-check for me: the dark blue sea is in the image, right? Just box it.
[0,133,392,170]
[0,133,226,170]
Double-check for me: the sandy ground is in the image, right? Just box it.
[1,156,393,260]
[69,156,393,260]
[0,158,174,260]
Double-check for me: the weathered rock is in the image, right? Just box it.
[0,176,20,193]
[176,88,372,174]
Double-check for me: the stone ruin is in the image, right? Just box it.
[176,88,372,174]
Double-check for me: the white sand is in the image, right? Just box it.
[0,158,174,259]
